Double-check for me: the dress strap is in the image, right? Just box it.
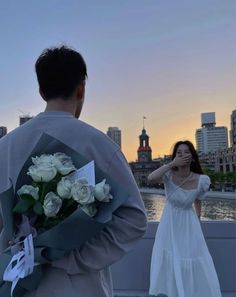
[167,172,193,200]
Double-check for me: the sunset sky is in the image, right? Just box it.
[0,0,235,161]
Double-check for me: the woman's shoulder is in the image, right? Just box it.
[192,173,210,180]
[191,173,210,189]
[200,174,211,181]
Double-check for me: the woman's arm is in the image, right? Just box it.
[147,162,174,184]
[194,198,201,220]
[148,155,191,184]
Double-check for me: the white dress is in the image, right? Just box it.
[149,171,222,297]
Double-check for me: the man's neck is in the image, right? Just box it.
[44,98,76,117]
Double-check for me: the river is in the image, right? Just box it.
[141,192,236,221]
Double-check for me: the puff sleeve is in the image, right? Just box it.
[198,175,211,200]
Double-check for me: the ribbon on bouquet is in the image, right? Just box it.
[3,234,34,297]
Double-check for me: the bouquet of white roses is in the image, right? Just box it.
[0,133,128,297]
[14,152,112,230]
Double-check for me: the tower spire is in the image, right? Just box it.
[143,116,146,129]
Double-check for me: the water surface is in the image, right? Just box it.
[141,193,236,221]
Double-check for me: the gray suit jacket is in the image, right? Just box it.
[0,111,147,297]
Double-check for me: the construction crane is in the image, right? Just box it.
[18,109,32,126]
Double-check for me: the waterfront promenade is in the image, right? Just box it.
[112,221,236,297]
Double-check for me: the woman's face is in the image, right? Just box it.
[176,144,192,162]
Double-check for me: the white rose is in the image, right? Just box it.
[27,163,57,182]
[81,204,97,217]
[52,153,76,175]
[71,179,95,205]
[57,176,73,199]
[43,192,62,217]
[32,154,54,165]
[17,185,39,200]
[94,179,113,202]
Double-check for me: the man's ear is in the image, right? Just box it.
[39,88,47,101]
[76,81,86,101]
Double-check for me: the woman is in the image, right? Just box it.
[148,140,222,297]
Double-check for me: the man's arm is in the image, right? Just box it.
[0,210,3,236]
[52,150,147,274]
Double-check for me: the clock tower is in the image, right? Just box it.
[130,118,160,187]
[137,128,152,162]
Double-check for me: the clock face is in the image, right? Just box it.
[140,153,147,161]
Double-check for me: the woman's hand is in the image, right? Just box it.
[172,155,192,167]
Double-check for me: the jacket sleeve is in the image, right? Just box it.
[0,139,8,253]
[52,149,148,274]
[0,209,3,238]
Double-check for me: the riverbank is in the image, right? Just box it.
[139,187,236,200]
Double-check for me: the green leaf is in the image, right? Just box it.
[13,199,35,213]
[33,201,44,215]
[20,194,36,203]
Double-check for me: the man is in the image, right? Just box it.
[0,46,147,297]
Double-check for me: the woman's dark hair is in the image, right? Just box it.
[171,140,203,174]
[35,45,87,101]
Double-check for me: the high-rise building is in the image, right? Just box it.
[0,126,7,138]
[201,112,216,128]
[195,112,228,154]
[230,110,236,147]
[19,116,33,126]
[107,127,121,148]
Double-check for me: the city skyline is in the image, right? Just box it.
[0,109,234,162]
[0,1,235,161]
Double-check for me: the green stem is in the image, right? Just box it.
[40,183,47,203]
[43,216,50,228]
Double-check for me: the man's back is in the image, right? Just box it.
[0,111,147,297]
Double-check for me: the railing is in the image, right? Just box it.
[112,221,236,297]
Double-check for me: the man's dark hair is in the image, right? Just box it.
[35,45,87,101]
